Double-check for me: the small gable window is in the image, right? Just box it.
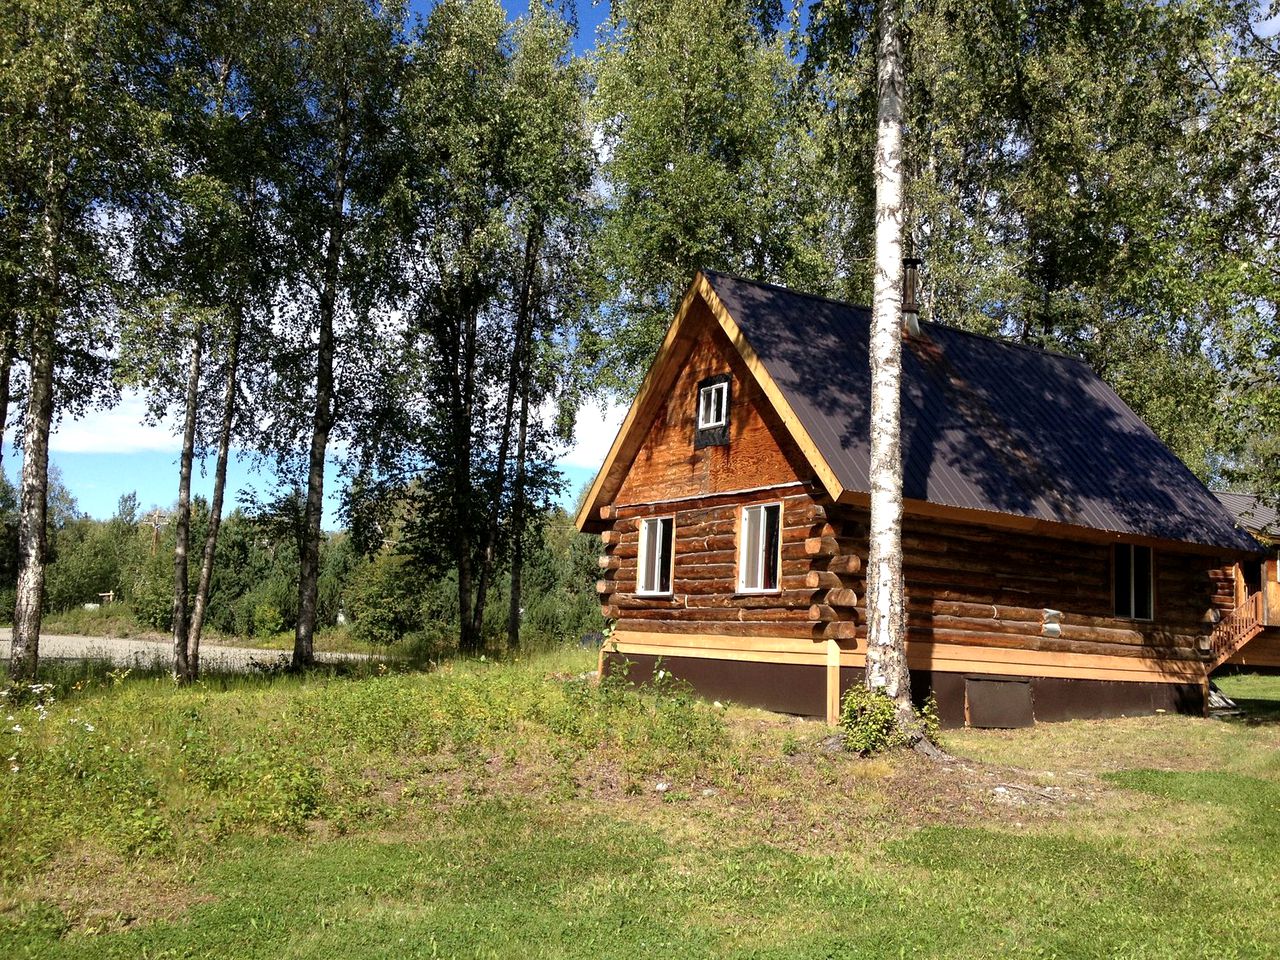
[1113,543,1154,620]
[637,517,674,596]
[738,503,781,593]
[695,374,731,448]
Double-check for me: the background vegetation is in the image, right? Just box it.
[0,471,603,655]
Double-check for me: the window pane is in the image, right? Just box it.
[763,504,780,590]
[640,520,657,592]
[1113,545,1132,618]
[1133,546,1153,619]
[742,507,761,590]
[699,388,711,426]
[658,518,673,593]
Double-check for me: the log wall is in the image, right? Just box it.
[598,489,846,641]
[600,496,1233,680]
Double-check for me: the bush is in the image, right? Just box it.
[131,558,173,631]
[346,552,424,646]
[252,601,285,640]
[838,685,939,755]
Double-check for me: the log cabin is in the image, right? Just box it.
[576,270,1269,727]
[1213,491,1280,672]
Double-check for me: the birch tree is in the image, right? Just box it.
[264,0,403,669]
[122,0,282,682]
[862,0,915,732]
[1,0,150,681]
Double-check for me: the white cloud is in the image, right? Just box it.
[49,390,181,455]
[557,396,626,472]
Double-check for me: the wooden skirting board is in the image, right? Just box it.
[609,629,1209,688]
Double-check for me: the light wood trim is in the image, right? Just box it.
[825,638,841,725]
[696,274,845,503]
[609,629,1207,685]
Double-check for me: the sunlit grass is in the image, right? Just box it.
[2,655,1279,958]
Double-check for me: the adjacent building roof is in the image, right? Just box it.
[579,270,1262,555]
[1214,491,1279,542]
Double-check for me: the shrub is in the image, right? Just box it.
[839,686,939,755]
[131,560,173,631]
[252,601,285,640]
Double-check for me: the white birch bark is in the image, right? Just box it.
[863,0,913,726]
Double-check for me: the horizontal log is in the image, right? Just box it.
[609,489,822,522]
[684,587,818,608]
[612,618,826,640]
[805,536,838,557]
[827,589,859,608]
[903,627,1201,660]
[825,554,863,575]
[817,621,858,640]
[809,604,837,622]
[742,608,820,623]
[599,555,621,571]
[806,570,845,590]
[596,580,613,596]
[600,530,622,546]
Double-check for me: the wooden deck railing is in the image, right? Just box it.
[1207,591,1265,670]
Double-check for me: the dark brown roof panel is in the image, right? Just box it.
[704,270,1261,554]
[1215,491,1279,539]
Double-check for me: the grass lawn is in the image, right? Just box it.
[2,654,1279,959]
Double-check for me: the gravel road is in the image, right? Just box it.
[0,633,369,671]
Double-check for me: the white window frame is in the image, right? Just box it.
[636,516,675,597]
[1114,543,1154,621]
[697,380,729,429]
[737,502,782,594]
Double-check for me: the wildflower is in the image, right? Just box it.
[10,724,21,734]
[84,722,95,733]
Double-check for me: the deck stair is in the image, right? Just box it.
[1204,591,1265,671]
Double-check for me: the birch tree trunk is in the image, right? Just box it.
[863,0,913,728]
[10,194,62,683]
[172,328,203,683]
[506,342,533,651]
[188,307,241,680]
[294,115,348,670]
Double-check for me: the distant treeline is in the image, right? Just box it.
[0,472,602,654]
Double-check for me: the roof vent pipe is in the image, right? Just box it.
[902,256,922,337]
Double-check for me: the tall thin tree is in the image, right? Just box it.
[862,0,914,730]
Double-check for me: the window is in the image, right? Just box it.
[695,374,731,448]
[738,503,781,593]
[1113,544,1153,620]
[637,517,674,596]
[698,380,728,428]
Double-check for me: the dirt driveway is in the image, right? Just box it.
[0,633,368,670]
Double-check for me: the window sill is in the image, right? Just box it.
[734,590,782,598]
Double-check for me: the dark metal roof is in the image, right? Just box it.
[704,270,1262,554]
[1214,491,1279,540]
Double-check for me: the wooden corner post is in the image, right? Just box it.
[826,638,842,725]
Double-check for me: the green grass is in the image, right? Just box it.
[3,657,1280,958]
